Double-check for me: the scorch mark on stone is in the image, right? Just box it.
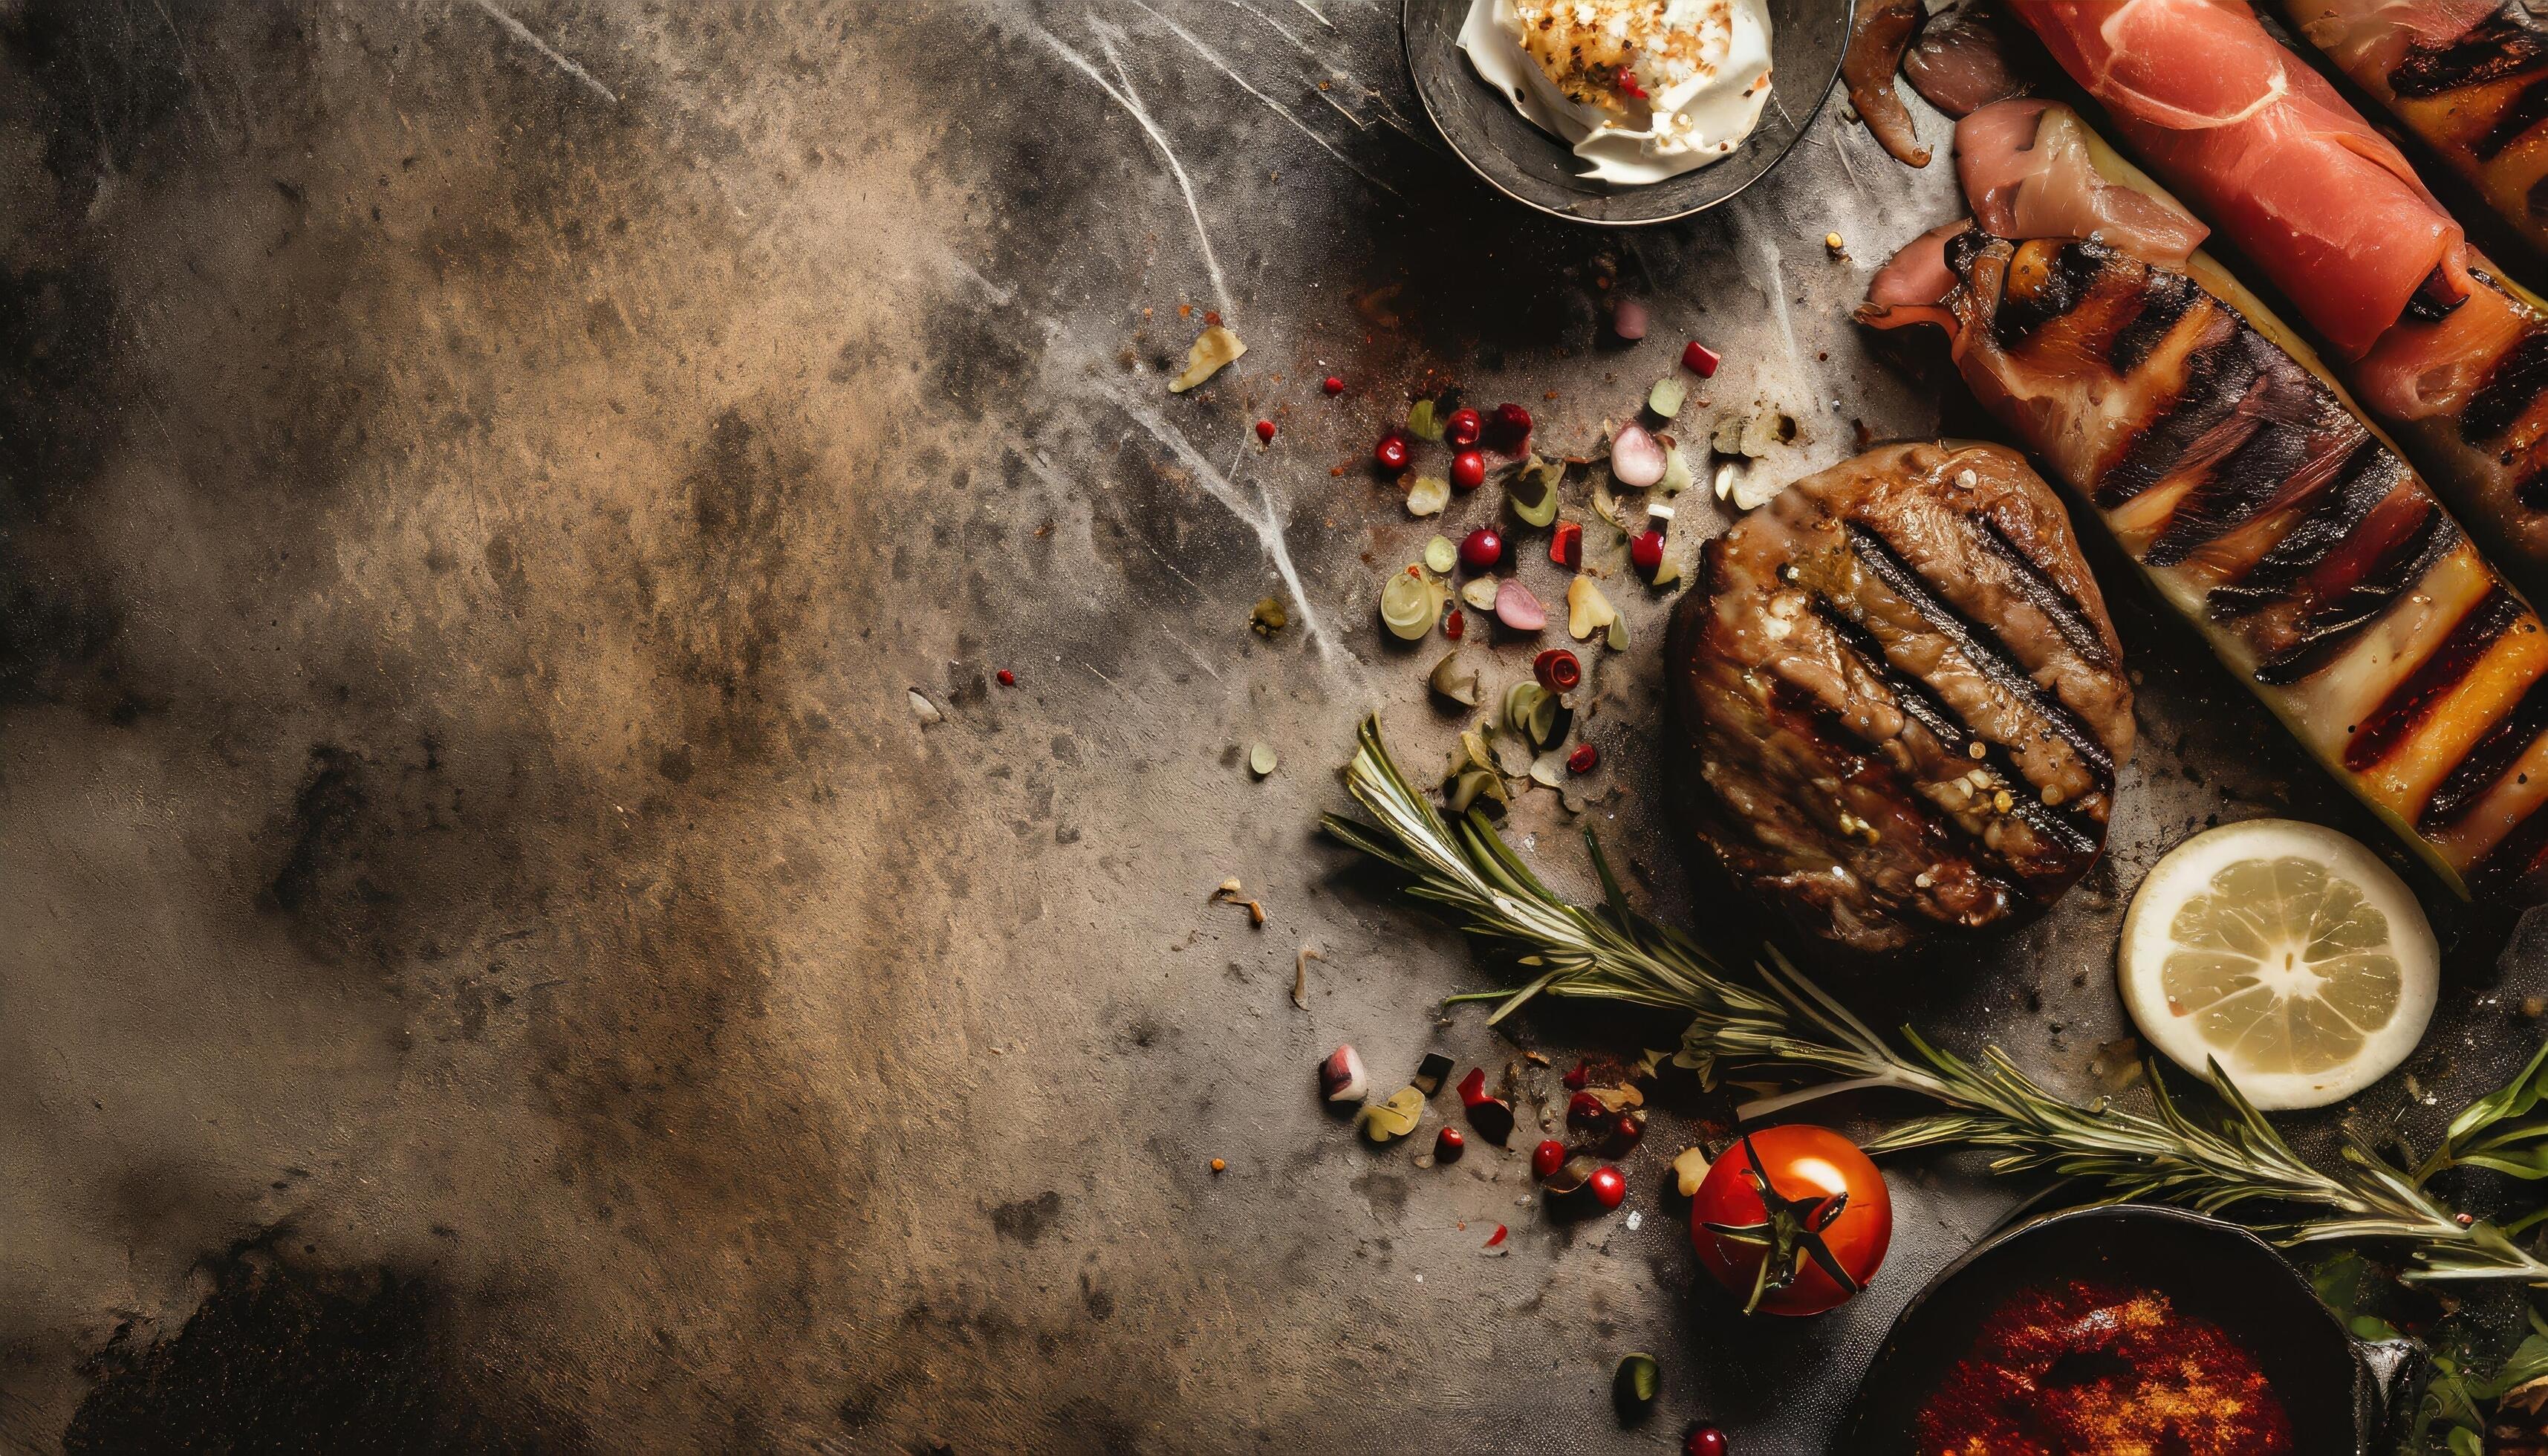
[1097,379,1358,672]
[462,0,620,104]
[1039,20,1235,318]
[1124,0,1401,196]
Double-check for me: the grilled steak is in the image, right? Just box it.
[1866,230,2548,900]
[1665,442,2135,953]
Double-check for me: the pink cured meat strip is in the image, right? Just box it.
[2016,0,2460,359]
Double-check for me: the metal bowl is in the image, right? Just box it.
[1401,0,1856,225]
[1839,1204,2421,1455]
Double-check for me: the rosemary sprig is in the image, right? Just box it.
[1324,715,2548,1284]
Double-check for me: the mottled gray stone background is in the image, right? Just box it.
[4,2,2544,1452]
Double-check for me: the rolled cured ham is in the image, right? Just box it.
[2283,1,2548,258]
[2012,0,2548,585]
[1862,102,2548,899]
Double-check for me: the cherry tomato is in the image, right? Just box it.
[1689,1125,1890,1316]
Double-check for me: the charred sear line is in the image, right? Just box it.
[1992,244,2112,351]
[1842,523,2117,785]
[1813,605,2105,861]
[2206,441,2400,618]
[2423,674,2548,829]
[2094,328,2268,508]
[1972,516,2115,667]
[2471,795,2548,895]
[2390,9,2548,97]
[2107,269,2200,376]
[2481,73,2548,159]
[2253,514,2463,686]
[2144,375,2352,569]
[2461,327,2548,443]
[2515,463,2548,512]
[2404,265,2471,325]
[2345,588,2524,771]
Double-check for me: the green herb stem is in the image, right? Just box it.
[1325,715,2548,1285]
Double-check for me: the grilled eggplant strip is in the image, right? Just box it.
[1665,442,2134,952]
[1865,232,2548,897]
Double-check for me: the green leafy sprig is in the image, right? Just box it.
[1324,715,2548,1284]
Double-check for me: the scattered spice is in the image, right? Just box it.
[1483,1223,1509,1248]
[1211,877,1267,926]
[1251,595,1289,635]
[1825,231,1845,254]
[1169,325,1246,392]
[1449,449,1486,490]
[1211,1158,1227,1174]
[1320,1044,1368,1100]
[1255,419,1275,443]
[1495,579,1548,632]
[996,669,1016,686]
[1616,1353,1661,1408]
[1293,946,1322,1010]
[1323,374,1345,394]
[1568,742,1600,774]
[1374,432,1410,473]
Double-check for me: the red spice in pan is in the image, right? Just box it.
[1914,1279,2292,1455]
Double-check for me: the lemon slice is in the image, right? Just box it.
[2119,819,2437,1111]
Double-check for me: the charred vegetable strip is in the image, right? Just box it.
[1866,229,2548,899]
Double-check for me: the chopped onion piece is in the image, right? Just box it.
[1611,424,1666,488]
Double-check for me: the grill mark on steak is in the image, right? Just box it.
[1814,603,2106,861]
[1972,516,2117,668]
[1844,521,2118,786]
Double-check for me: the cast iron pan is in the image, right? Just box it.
[1401,0,1856,224]
[1839,1204,2422,1453]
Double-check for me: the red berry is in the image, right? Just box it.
[1561,1059,1590,1090]
[1631,529,1665,573]
[1323,375,1345,394]
[996,669,1016,686]
[1256,419,1276,443]
[1444,407,1483,447]
[1587,1165,1627,1209]
[1567,1090,1611,1131]
[1444,609,1465,640]
[1550,521,1582,568]
[1605,1111,1646,1156]
[1684,1423,1728,1456]
[1374,433,1409,472]
[1492,401,1533,446]
[1459,528,1504,571]
[1567,742,1599,774]
[1434,1126,1466,1162]
[1682,340,1721,377]
[1534,649,1582,694]
[1532,1140,1567,1179]
[1450,449,1486,490]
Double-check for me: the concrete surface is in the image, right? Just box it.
[3,1,2545,1452]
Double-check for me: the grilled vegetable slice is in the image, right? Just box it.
[1865,228,2548,900]
[1664,442,2133,953]
[2009,0,2548,587]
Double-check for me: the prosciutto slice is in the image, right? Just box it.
[2016,0,2460,360]
[1955,100,2209,267]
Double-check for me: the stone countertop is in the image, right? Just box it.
[3,1,2545,1452]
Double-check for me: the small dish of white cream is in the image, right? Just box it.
[1458,0,1775,185]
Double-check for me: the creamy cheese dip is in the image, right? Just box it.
[1459,0,1774,185]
